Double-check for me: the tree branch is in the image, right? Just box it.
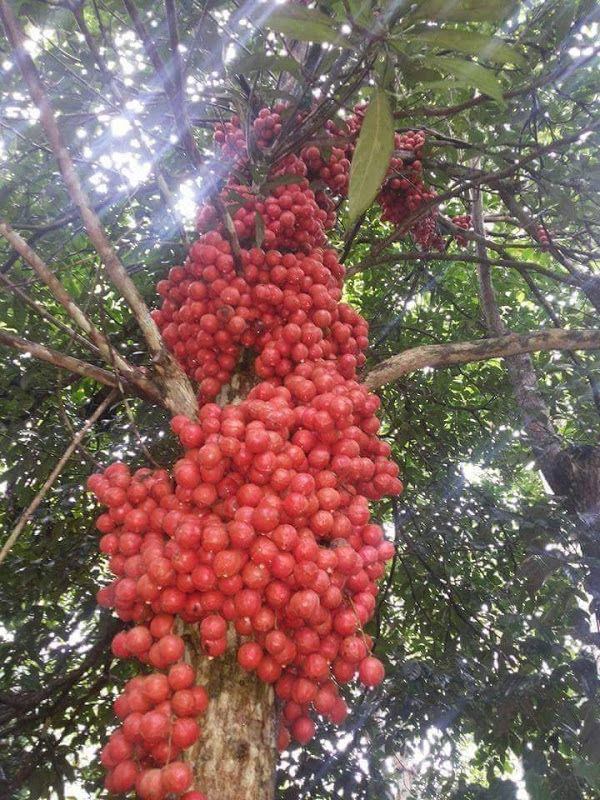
[0,328,160,399]
[398,45,600,120]
[0,390,118,566]
[365,329,600,390]
[123,0,242,268]
[123,0,201,170]
[0,2,164,357]
[496,184,600,315]
[70,2,189,244]
[470,185,564,466]
[346,249,575,286]
[0,219,149,385]
[0,1,198,418]
[0,269,97,353]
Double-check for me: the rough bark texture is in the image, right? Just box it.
[364,329,600,390]
[542,445,600,620]
[186,627,277,800]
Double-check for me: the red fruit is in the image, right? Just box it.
[111,631,130,659]
[126,625,153,654]
[149,614,174,639]
[292,715,315,744]
[277,725,291,751]
[168,662,196,691]
[112,760,138,792]
[171,717,200,749]
[359,655,385,686]
[137,768,165,800]
[234,588,262,617]
[205,637,228,657]
[237,642,263,671]
[143,673,170,704]
[329,696,349,724]
[171,689,196,717]
[161,761,193,794]
[192,685,210,714]
[122,711,143,742]
[200,613,227,640]
[314,686,337,714]
[157,634,185,664]
[140,711,170,742]
[257,654,281,683]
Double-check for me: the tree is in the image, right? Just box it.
[0,0,599,798]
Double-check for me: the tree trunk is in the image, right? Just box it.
[186,628,277,799]
[542,446,600,621]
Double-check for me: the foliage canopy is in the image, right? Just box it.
[0,0,599,798]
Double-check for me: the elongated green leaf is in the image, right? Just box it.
[408,0,518,22]
[265,6,341,44]
[254,212,265,248]
[231,53,303,79]
[347,89,394,224]
[429,55,506,103]
[262,174,306,192]
[411,29,526,67]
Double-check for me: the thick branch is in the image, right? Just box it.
[0,329,165,407]
[470,186,564,467]
[0,329,120,387]
[0,390,118,566]
[365,329,600,390]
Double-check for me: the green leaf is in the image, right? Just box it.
[429,55,506,103]
[392,48,442,84]
[347,89,394,224]
[265,6,342,44]
[254,212,265,248]
[261,174,306,192]
[410,29,526,67]
[231,53,303,80]
[573,757,600,789]
[408,0,518,22]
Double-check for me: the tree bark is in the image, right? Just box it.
[364,329,600,390]
[186,628,277,800]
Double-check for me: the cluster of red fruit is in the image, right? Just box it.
[153,234,370,403]
[90,103,404,799]
[378,131,443,249]
[88,464,209,799]
[451,214,472,247]
[196,158,330,254]
[535,224,551,251]
[211,103,446,252]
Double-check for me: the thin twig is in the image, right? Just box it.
[0,390,118,566]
